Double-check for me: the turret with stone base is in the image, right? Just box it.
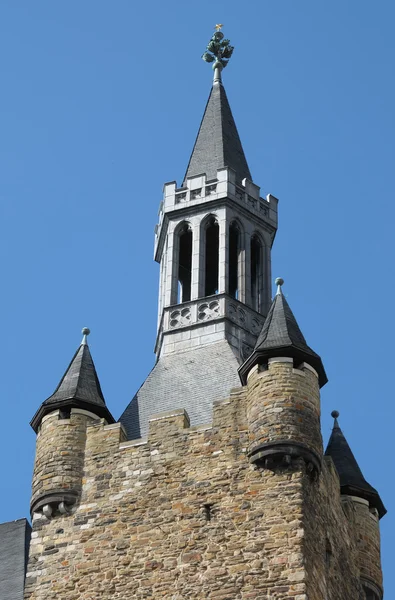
[239,278,327,475]
[29,328,114,519]
[326,411,386,600]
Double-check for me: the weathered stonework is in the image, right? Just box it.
[246,359,322,471]
[31,410,96,516]
[25,381,375,600]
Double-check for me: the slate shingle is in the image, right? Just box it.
[183,81,251,185]
[120,340,242,440]
[325,416,386,518]
[238,287,327,387]
[0,519,31,600]
[30,340,114,432]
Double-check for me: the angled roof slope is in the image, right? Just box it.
[325,412,386,518]
[239,281,327,387]
[120,340,241,440]
[30,331,114,432]
[184,80,251,184]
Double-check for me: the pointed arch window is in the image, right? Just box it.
[229,222,241,300]
[177,223,192,303]
[204,217,219,296]
[251,234,263,312]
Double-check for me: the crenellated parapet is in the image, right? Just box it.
[26,385,364,600]
[154,167,278,263]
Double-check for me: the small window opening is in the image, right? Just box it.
[251,235,262,311]
[229,222,240,299]
[178,226,192,303]
[59,407,71,420]
[203,504,213,521]
[325,538,332,568]
[205,219,219,296]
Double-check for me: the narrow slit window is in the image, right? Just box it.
[229,223,240,300]
[205,219,219,296]
[178,226,192,303]
[251,235,262,311]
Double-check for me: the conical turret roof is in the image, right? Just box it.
[31,328,114,432]
[325,411,386,518]
[183,77,251,185]
[239,279,327,387]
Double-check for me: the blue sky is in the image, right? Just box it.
[0,0,394,593]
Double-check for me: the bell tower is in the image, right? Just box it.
[120,28,278,440]
[154,27,278,362]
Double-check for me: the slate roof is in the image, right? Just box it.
[238,286,327,387]
[183,79,252,185]
[0,519,31,600]
[30,339,114,432]
[120,340,241,440]
[325,415,386,518]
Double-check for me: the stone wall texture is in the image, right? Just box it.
[246,360,322,462]
[348,496,383,596]
[31,411,92,514]
[25,371,379,600]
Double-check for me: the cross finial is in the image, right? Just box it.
[81,327,90,345]
[202,26,234,84]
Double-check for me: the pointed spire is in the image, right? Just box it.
[30,328,114,432]
[239,278,327,387]
[184,27,251,185]
[325,411,386,518]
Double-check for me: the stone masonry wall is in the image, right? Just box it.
[31,411,93,514]
[246,360,322,461]
[347,496,383,596]
[26,387,366,600]
[302,458,363,599]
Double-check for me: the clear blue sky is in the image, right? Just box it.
[1,0,394,593]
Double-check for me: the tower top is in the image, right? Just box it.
[202,25,234,84]
[238,279,328,387]
[184,27,250,185]
[30,328,115,432]
[325,412,386,518]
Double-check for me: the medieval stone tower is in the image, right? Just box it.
[22,28,385,600]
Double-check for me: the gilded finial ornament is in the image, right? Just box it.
[202,25,234,70]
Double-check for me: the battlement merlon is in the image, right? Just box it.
[154,167,278,262]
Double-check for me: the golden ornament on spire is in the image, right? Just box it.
[215,24,223,31]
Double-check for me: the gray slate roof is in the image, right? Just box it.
[183,80,252,185]
[45,343,106,407]
[0,519,31,600]
[238,289,327,387]
[325,416,386,518]
[120,340,241,440]
[30,341,114,432]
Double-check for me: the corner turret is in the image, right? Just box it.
[240,278,326,473]
[30,327,114,432]
[30,328,114,518]
[326,411,385,600]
